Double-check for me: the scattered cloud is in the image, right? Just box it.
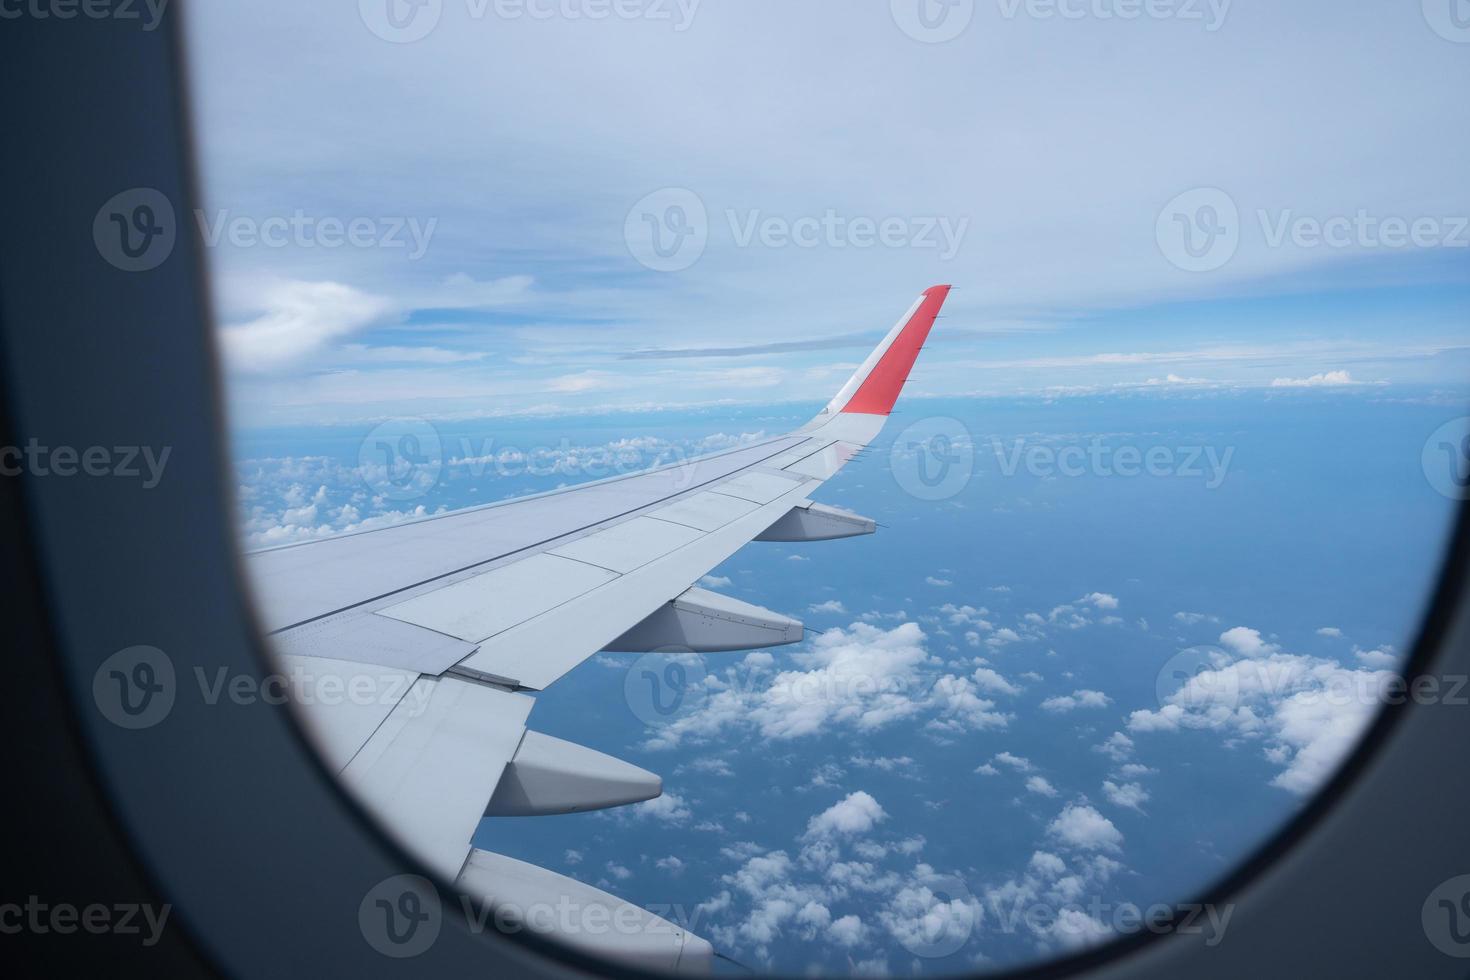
[805,791,888,839]
[1128,628,1392,794]
[1041,690,1112,713]
[1269,370,1358,388]
[1047,805,1124,853]
[1026,776,1059,797]
[1102,781,1150,812]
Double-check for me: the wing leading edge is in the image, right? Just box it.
[251,286,952,973]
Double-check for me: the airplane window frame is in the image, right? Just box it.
[1,7,1468,979]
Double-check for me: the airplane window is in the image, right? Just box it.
[181,2,1468,975]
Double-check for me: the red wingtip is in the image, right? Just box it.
[840,286,952,415]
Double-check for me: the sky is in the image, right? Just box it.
[185,0,1470,974]
[183,0,1470,427]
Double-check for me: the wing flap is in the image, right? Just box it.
[340,676,534,880]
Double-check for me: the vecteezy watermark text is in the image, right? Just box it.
[92,188,440,272]
[1158,187,1470,273]
[624,188,971,272]
[358,873,706,958]
[358,0,701,44]
[92,645,438,730]
[0,441,170,488]
[991,437,1235,489]
[995,0,1230,31]
[357,417,708,501]
[0,0,169,30]
[726,209,970,261]
[195,210,437,260]
[0,897,171,946]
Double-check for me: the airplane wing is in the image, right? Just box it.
[245,285,951,973]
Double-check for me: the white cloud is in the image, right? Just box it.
[1047,907,1113,948]
[1316,627,1343,638]
[218,278,392,372]
[701,574,733,588]
[849,755,915,772]
[1041,690,1112,713]
[880,876,982,961]
[656,856,686,875]
[1029,851,1067,877]
[1220,626,1277,658]
[987,627,1022,649]
[1354,646,1398,669]
[644,621,1010,750]
[805,791,887,838]
[1026,776,1059,797]
[631,793,692,824]
[809,599,847,614]
[926,577,954,587]
[993,752,1033,772]
[687,757,735,778]
[1270,370,1357,388]
[1128,630,1394,795]
[1081,592,1119,610]
[971,667,1022,696]
[1102,781,1150,812]
[337,343,488,364]
[1047,805,1124,853]
[1174,611,1219,625]
[828,913,867,947]
[1094,732,1135,762]
[605,861,633,880]
[564,849,583,865]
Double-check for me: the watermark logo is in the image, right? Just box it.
[359,0,443,42]
[1157,187,1239,273]
[1423,417,1470,501]
[1156,645,1238,711]
[890,417,976,501]
[1424,875,1470,957]
[624,649,708,725]
[894,874,978,957]
[360,875,442,957]
[1424,0,1470,43]
[625,188,708,272]
[358,418,444,501]
[92,646,176,730]
[891,0,975,43]
[93,188,176,273]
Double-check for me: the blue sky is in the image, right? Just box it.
[186,0,1470,973]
